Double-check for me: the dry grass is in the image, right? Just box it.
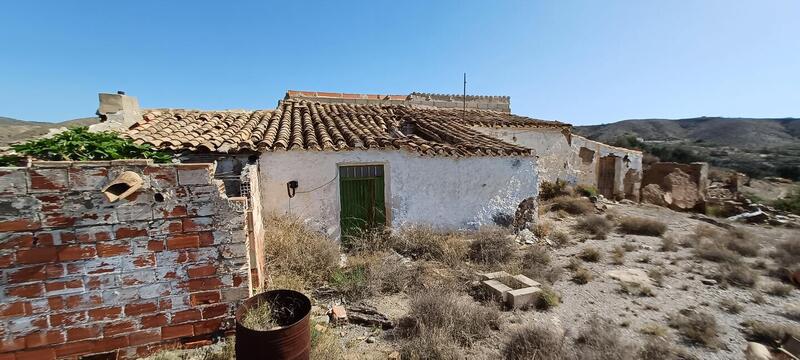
[741,319,800,345]
[502,324,571,360]
[711,263,758,288]
[311,320,344,359]
[520,246,564,284]
[241,301,278,331]
[765,281,794,297]
[640,323,668,337]
[576,215,613,239]
[648,268,665,287]
[782,304,800,321]
[573,316,638,360]
[398,289,500,347]
[579,247,602,262]
[724,228,759,257]
[692,226,759,263]
[638,337,698,360]
[392,226,468,266]
[532,221,552,238]
[718,298,743,314]
[668,309,719,348]
[660,236,678,252]
[468,227,516,266]
[535,285,561,310]
[571,267,593,284]
[400,328,462,360]
[772,238,800,278]
[549,230,570,247]
[618,216,667,237]
[549,196,594,215]
[146,339,236,360]
[610,246,625,265]
[619,282,654,297]
[540,179,571,200]
[264,213,339,288]
[694,240,742,264]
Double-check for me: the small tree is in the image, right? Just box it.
[8,127,171,163]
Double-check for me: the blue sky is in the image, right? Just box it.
[1,1,798,125]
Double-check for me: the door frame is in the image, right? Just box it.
[335,161,391,239]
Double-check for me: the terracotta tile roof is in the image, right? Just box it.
[125,100,533,156]
[411,107,569,128]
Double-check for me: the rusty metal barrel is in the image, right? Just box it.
[235,289,312,360]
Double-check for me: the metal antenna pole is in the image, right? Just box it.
[463,73,467,114]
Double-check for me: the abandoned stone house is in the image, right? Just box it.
[92,90,642,239]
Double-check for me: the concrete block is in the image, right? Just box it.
[480,271,510,281]
[177,165,213,186]
[507,287,541,309]
[482,280,512,302]
[27,168,69,193]
[69,166,109,191]
[513,274,541,288]
[0,168,29,195]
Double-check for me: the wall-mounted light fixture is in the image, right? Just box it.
[287,180,298,198]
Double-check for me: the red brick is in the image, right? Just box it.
[24,330,65,348]
[103,320,135,336]
[161,324,194,340]
[92,336,129,354]
[44,278,83,293]
[186,264,216,279]
[0,353,13,360]
[125,302,158,316]
[46,264,65,277]
[35,194,64,212]
[29,168,67,192]
[75,226,113,243]
[16,347,56,360]
[57,245,96,261]
[147,240,164,252]
[0,253,13,267]
[66,325,102,341]
[0,233,34,250]
[182,277,223,292]
[88,306,122,321]
[201,304,229,319]
[16,247,58,264]
[115,226,148,239]
[171,309,201,324]
[8,265,46,284]
[0,337,26,352]
[6,283,44,298]
[190,291,220,305]
[166,234,199,250]
[193,318,224,336]
[129,329,161,346]
[54,340,93,357]
[132,254,156,268]
[96,242,130,257]
[49,311,86,326]
[159,298,173,311]
[198,231,214,246]
[181,218,212,232]
[0,218,41,232]
[0,302,31,317]
[141,313,168,329]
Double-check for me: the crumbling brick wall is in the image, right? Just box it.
[0,160,249,359]
[641,162,709,197]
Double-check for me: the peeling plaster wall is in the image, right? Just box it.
[257,150,538,239]
[473,127,643,199]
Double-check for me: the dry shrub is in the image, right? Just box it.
[532,221,552,238]
[718,298,743,314]
[540,179,571,200]
[639,337,698,360]
[579,247,602,262]
[573,317,638,360]
[407,261,467,292]
[468,227,516,265]
[619,282,654,297]
[618,216,667,237]
[398,289,500,347]
[772,238,800,276]
[400,328,462,360]
[692,227,759,262]
[711,263,758,288]
[610,246,625,265]
[331,253,413,300]
[765,282,794,297]
[572,267,593,284]
[660,237,678,252]
[566,258,583,271]
[521,247,563,284]
[576,184,598,197]
[694,240,742,264]
[311,320,343,359]
[549,230,570,247]
[640,323,668,337]
[264,213,339,287]
[502,324,571,360]
[691,224,720,242]
[393,226,468,266]
[549,196,594,215]
[648,268,664,287]
[535,285,560,310]
[668,309,719,348]
[782,304,800,321]
[576,215,613,239]
[345,227,393,253]
[725,228,759,257]
[523,245,551,266]
[742,320,800,345]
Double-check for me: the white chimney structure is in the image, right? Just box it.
[88,91,141,132]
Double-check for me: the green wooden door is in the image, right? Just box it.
[339,165,386,246]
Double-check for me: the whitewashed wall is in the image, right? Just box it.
[257,150,539,239]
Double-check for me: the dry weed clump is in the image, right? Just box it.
[638,337,698,360]
[535,285,561,310]
[619,282,654,297]
[711,263,758,288]
[694,240,742,264]
[610,246,625,265]
[668,309,719,348]
[400,328,462,360]
[765,282,794,297]
[724,228,759,257]
[502,324,571,360]
[772,238,800,279]
[741,320,800,345]
[573,316,638,360]
[539,179,572,201]
[468,227,516,266]
[576,215,613,239]
[648,268,665,287]
[549,230,571,247]
[571,267,593,285]
[393,226,468,266]
[398,289,500,347]
[532,221,552,238]
[331,253,413,300]
[639,323,668,337]
[311,321,344,359]
[521,247,563,284]
[579,247,602,262]
[549,196,594,215]
[718,298,743,314]
[618,216,667,237]
[263,213,339,288]
[660,236,678,252]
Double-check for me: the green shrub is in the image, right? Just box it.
[11,127,171,162]
[575,185,598,197]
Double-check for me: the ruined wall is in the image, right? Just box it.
[257,150,538,239]
[0,161,249,359]
[642,162,709,197]
[472,127,643,200]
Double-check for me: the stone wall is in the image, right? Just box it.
[0,161,249,359]
[642,162,709,197]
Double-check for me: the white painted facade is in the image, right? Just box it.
[256,150,539,239]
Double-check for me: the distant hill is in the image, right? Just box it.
[575,117,800,150]
[0,116,99,146]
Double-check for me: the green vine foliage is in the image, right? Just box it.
[9,127,172,163]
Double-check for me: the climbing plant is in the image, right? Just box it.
[8,127,172,163]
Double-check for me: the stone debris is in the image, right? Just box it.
[700,278,718,286]
[744,342,772,360]
[388,351,401,359]
[329,305,348,325]
[515,228,537,245]
[346,303,394,329]
[314,323,328,333]
[366,336,376,343]
[606,268,653,288]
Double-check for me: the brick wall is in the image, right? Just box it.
[0,160,249,359]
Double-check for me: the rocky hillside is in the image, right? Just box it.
[0,116,99,146]
[576,117,800,150]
